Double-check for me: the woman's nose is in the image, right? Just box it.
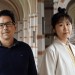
[64,24,67,28]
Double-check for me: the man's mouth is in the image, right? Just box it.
[2,31,9,34]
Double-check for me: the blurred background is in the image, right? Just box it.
[1,0,75,74]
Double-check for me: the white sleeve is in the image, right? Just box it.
[39,48,57,75]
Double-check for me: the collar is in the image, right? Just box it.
[0,38,19,47]
[54,36,70,46]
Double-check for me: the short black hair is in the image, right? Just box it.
[51,7,72,29]
[0,10,15,23]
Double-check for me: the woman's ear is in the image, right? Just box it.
[53,29,57,36]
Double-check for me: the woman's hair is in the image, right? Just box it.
[51,7,72,29]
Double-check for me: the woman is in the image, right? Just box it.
[39,7,75,75]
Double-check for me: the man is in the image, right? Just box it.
[0,10,37,75]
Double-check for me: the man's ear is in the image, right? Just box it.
[53,29,55,33]
[14,25,16,33]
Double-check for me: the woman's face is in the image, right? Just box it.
[54,18,72,41]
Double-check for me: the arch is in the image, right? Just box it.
[7,0,23,21]
[66,0,75,18]
[28,0,37,14]
[66,0,75,25]
[19,0,30,20]
[0,0,23,21]
[66,0,75,44]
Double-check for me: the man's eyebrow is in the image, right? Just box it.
[0,21,12,24]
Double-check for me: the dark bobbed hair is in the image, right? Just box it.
[51,7,72,29]
[0,10,15,23]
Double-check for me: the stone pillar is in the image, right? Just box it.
[17,21,23,41]
[23,19,29,44]
[29,13,38,69]
[53,0,58,13]
[37,0,45,72]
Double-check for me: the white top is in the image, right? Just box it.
[39,38,75,75]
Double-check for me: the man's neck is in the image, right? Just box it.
[0,38,14,48]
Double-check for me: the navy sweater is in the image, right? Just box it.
[0,39,37,75]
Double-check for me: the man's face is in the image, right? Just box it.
[0,16,16,40]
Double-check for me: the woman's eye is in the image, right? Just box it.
[59,24,63,26]
[67,23,70,26]
[66,23,68,25]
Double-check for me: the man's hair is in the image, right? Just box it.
[0,10,15,23]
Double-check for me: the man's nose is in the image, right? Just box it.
[3,24,8,29]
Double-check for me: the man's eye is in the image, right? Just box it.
[6,22,10,25]
[6,22,13,25]
[0,24,3,26]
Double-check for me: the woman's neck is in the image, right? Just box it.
[56,36,69,44]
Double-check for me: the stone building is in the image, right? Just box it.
[0,0,75,74]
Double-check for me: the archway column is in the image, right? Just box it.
[23,19,29,44]
[37,0,45,72]
[17,21,23,41]
[53,0,58,13]
[29,13,38,69]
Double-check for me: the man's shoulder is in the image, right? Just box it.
[17,41,31,48]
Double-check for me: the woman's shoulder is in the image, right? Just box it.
[45,41,62,55]
[46,43,57,54]
[70,42,75,48]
